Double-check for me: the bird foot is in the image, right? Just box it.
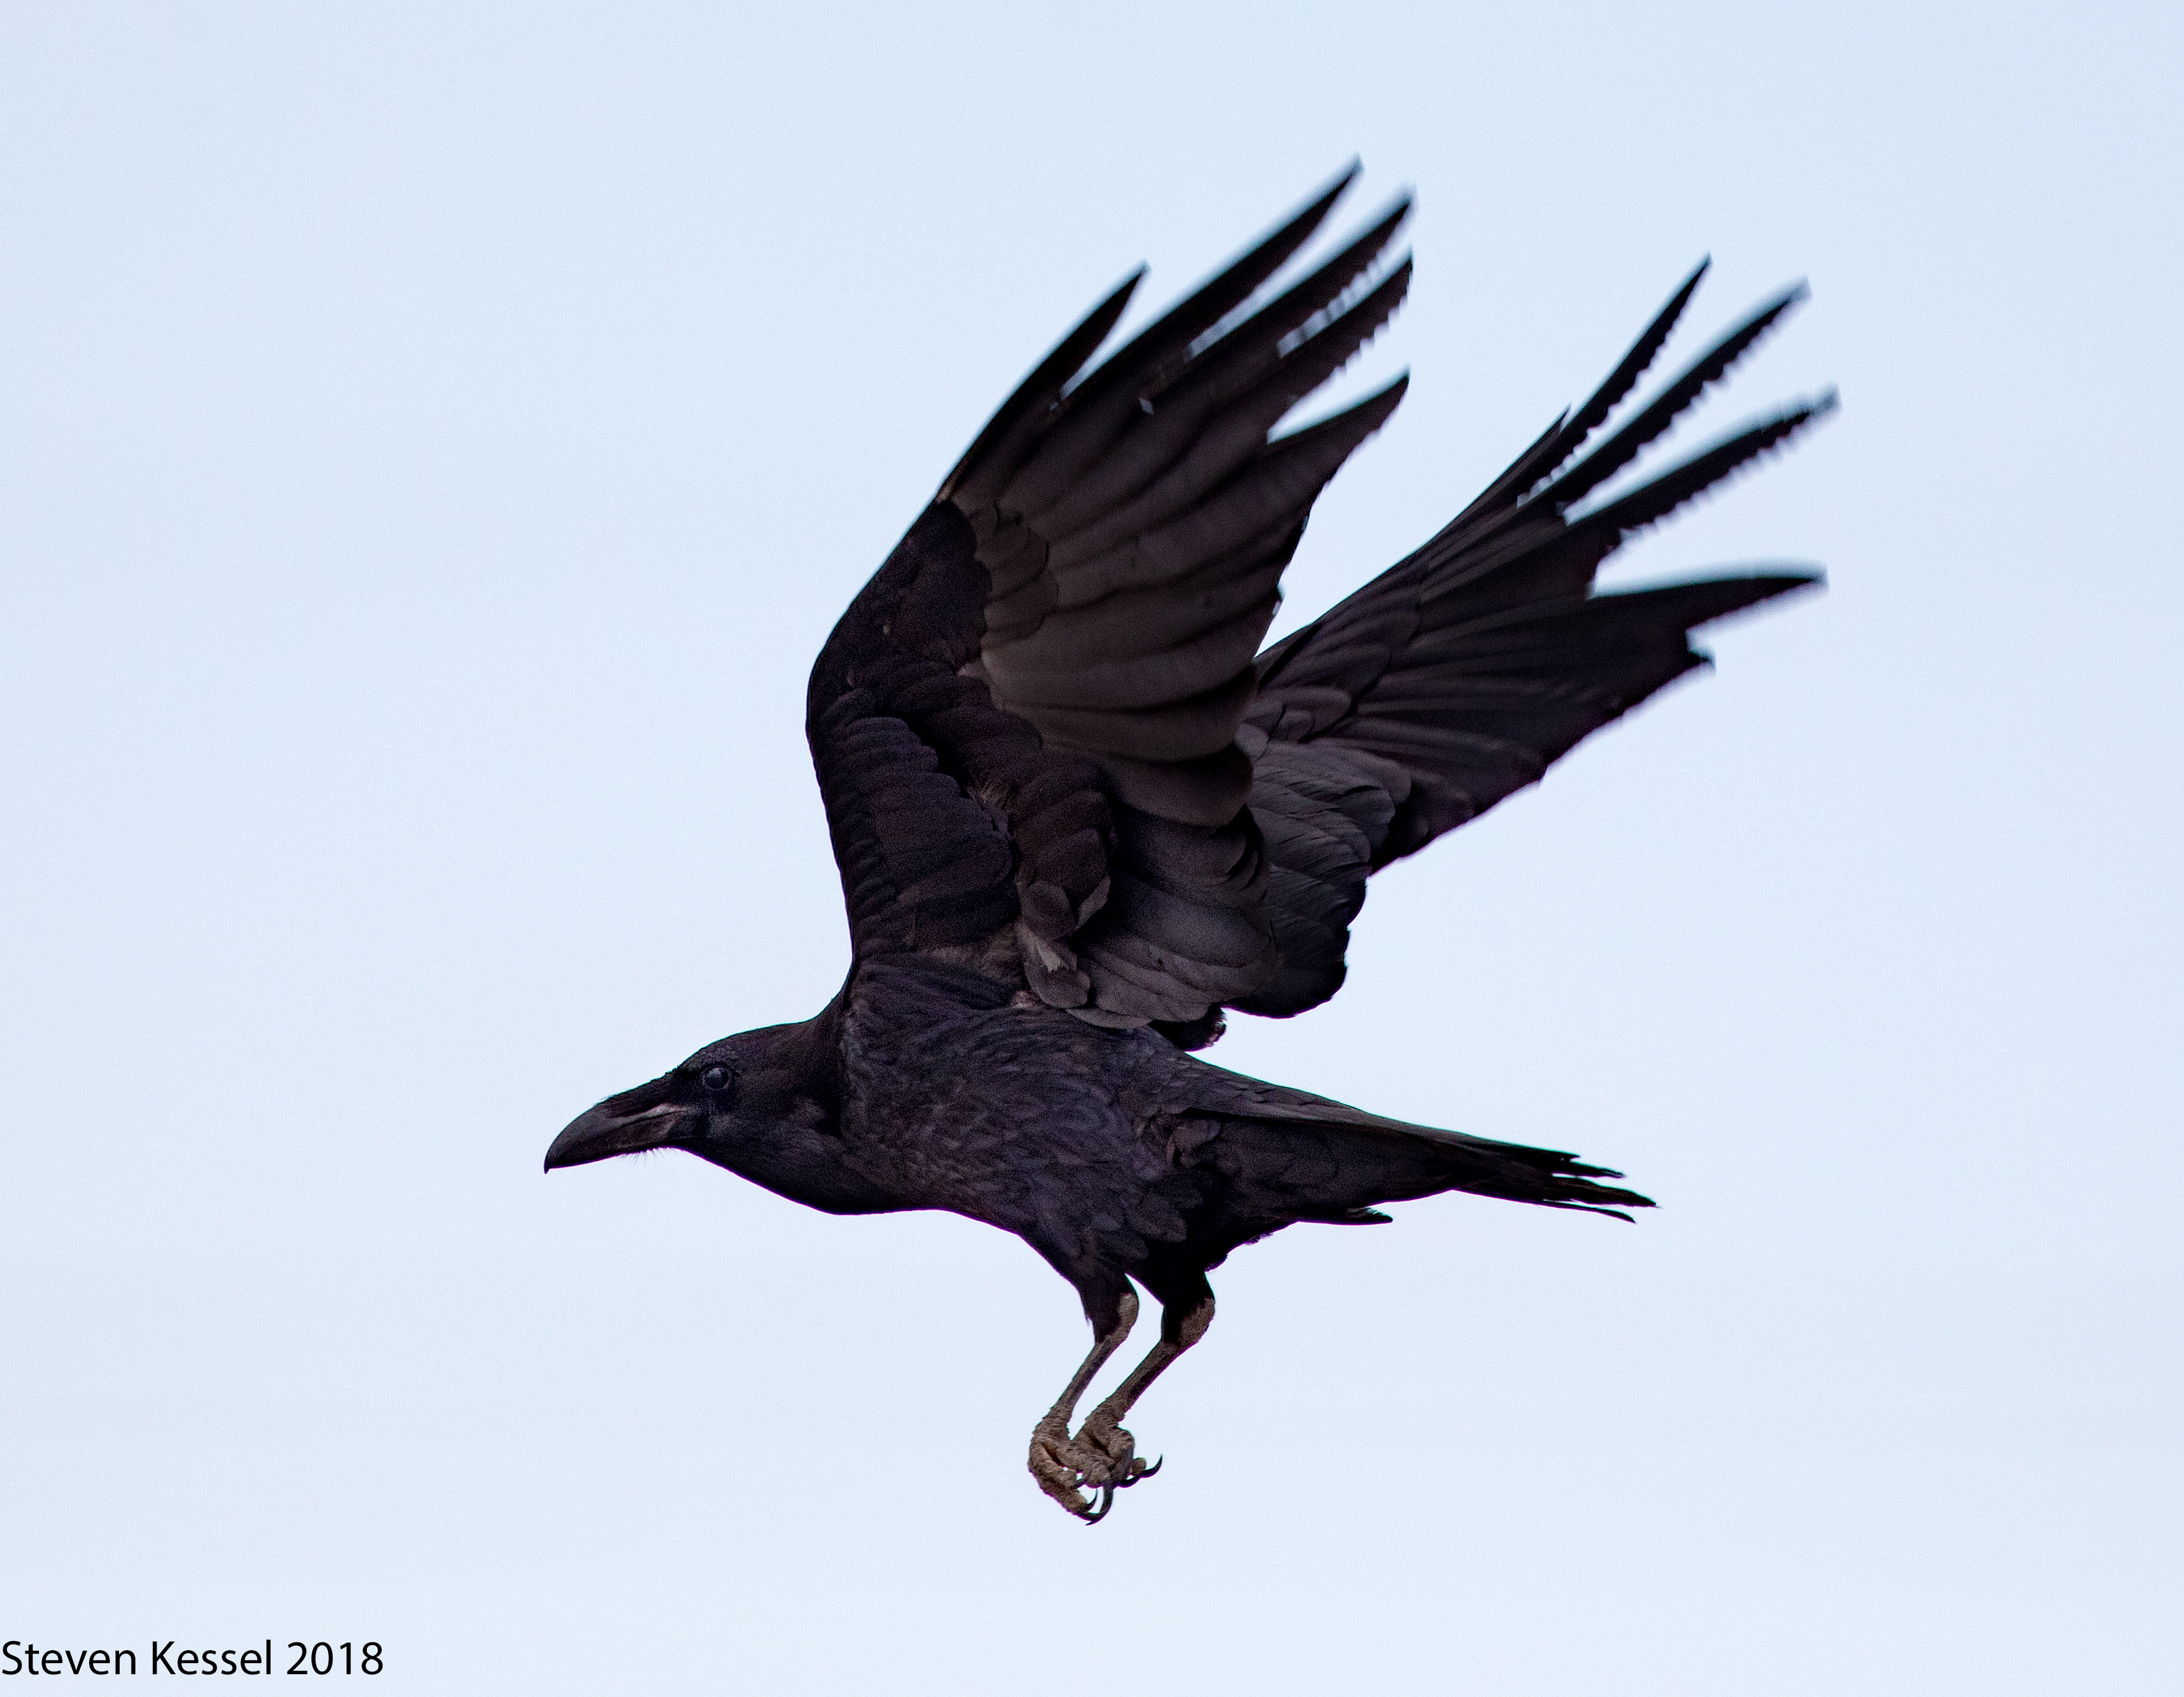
[1027,1413,1161,1524]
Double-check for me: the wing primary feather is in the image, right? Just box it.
[1047,379,1405,622]
[1153,197,1413,412]
[1068,161,1361,406]
[1415,261,1709,535]
[1042,259,1412,567]
[995,166,1363,514]
[1264,371,1409,457]
[1189,375,1407,559]
[1440,410,1571,531]
[1024,206,1409,539]
[1561,392,1837,551]
[939,269,1145,505]
[1545,258,1710,472]
[1161,377,1407,580]
[1539,282,1809,512]
[1266,258,1413,411]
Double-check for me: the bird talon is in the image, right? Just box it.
[1031,1415,1160,1521]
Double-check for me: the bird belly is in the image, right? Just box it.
[838,993,1198,1287]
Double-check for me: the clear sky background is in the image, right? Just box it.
[3,3,2177,1692]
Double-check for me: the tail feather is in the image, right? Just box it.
[1169,1073,1658,1231]
[1379,1128,1655,1220]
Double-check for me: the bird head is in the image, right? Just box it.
[542,1009,893,1214]
[544,1028,795,1173]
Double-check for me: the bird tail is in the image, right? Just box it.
[1176,1065,1655,1221]
[1395,1128,1655,1220]
[1305,1118,1655,1221]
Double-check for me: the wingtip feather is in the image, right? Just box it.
[940,268,1146,501]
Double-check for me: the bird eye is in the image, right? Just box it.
[699,1064,734,1093]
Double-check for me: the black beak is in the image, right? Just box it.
[543,1092,693,1172]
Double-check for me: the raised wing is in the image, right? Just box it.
[804,176,1829,1043]
[1235,265,1833,1016]
[809,168,1411,1032]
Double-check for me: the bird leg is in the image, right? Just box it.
[1028,1289,1216,1523]
[1028,1287,1140,1521]
[1071,1292,1213,1514]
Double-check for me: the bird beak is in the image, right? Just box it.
[543,1089,693,1172]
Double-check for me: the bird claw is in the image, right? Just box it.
[1028,1417,1160,1523]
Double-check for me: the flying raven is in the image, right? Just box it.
[545,167,1830,1522]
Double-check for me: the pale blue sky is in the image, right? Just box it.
[3,3,2178,1692]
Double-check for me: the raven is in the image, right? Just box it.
[545,167,1830,1522]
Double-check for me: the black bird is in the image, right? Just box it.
[545,168,1830,1523]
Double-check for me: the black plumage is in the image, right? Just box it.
[544,168,1831,1521]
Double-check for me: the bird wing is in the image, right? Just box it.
[1232,264,1833,1017]
[805,181,1829,1037]
[808,168,1411,1030]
